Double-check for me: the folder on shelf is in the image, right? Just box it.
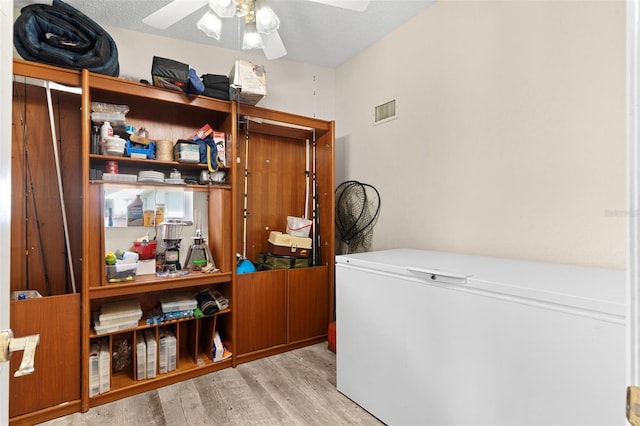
[89,341,100,397]
[144,330,157,379]
[98,338,110,394]
[136,332,147,381]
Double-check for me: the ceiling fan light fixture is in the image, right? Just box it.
[255,0,280,34]
[242,21,263,50]
[209,0,236,18]
[235,0,254,18]
[197,10,222,39]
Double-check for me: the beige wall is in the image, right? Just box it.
[335,0,626,269]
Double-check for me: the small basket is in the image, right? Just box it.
[286,216,312,238]
[133,240,157,260]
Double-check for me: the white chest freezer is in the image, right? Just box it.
[336,249,626,426]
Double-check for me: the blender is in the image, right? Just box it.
[160,219,185,271]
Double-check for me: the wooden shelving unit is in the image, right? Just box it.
[80,68,237,411]
[10,59,335,422]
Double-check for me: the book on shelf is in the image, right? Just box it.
[212,331,232,362]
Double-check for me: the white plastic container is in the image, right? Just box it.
[98,299,142,324]
[104,136,125,156]
[98,339,110,394]
[158,328,177,374]
[100,121,113,144]
[144,330,157,379]
[160,293,197,313]
[136,332,146,380]
[94,320,139,336]
[286,216,312,237]
[88,341,100,397]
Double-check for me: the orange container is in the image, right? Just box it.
[328,321,336,353]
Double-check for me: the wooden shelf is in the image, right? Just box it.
[89,271,232,299]
[92,180,231,191]
[89,309,232,338]
[89,154,224,169]
[89,352,232,408]
[13,58,82,87]
[87,72,232,114]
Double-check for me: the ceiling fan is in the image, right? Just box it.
[142,0,370,60]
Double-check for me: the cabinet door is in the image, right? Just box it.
[10,295,81,418]
[288,266,329,343]
[235,270,287,354]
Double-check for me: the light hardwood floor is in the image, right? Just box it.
[38,343,383,425]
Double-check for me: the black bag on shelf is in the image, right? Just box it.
[202,74,229,89]
[151,56,189,92]
[254,252,309,270]
[203,88,230,101]
[201,74,230,100]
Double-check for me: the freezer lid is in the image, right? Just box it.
[336,249,625,318]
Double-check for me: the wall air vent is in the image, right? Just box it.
[374,99,398,125]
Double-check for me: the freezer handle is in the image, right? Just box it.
[406,267,469,284]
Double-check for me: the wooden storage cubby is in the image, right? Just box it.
[88,287,233,406]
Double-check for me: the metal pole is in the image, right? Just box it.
[45,81,76,293]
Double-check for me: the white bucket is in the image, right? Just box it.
[286,216,312,237]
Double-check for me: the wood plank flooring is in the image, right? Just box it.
[37,343,383,425]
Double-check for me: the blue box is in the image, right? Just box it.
[126,140,155,159]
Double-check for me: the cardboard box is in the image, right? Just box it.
[187,124,213,141]
[212,131,226,167]
[229,60,266,105]
[137,259,156,275]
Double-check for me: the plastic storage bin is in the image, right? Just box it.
[126,140,155,159]
[106,262,138,283]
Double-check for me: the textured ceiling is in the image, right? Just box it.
[13,0,434,68]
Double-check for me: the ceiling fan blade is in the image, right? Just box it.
[142,0,209,30]
[262,31,287,60]
[306,0,370,12]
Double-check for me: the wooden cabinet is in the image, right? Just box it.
[11,60,84,425]
[235,270,287,354]
[9,295,82,424]
[288,267,330,343]
[10,59,334,421]
[235,266,330,361]
[234,106,335,363]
